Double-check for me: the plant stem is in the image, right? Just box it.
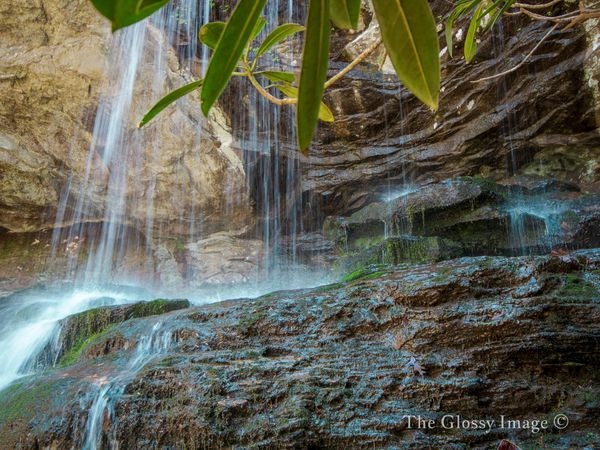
[324,38,383,89]
[245,37,384,107]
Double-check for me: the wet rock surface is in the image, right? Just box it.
[301,13,600,218]
[1,250,599,448]
[324,177,600,270]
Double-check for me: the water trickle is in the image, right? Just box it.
[83,321,173,450]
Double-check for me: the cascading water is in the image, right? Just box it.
[50,1,204,287]
[0,286,145,392]
[0,0,205,396]
[234,0,307,274]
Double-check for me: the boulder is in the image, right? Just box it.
[2,250,599,448]
[36,298,190,368]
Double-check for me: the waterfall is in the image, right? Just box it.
[0,287,140,392]
[235,0,307,277]
[49,0,205,288]
[0,0,330,412]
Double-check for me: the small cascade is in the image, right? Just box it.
[506,200,568,254]
[83,321,173,449]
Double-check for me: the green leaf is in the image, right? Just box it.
[255,24,305,59]
[484,0,516,31]
[256,71,297,83]
[273,84,334,123]
[138,79,203,128]
[329,0,361,29]
[445,0,478,58]
[200,0,268,116]
[372,0,440,110]
[199,22,225,49]
[200,19,265,52]
[297,0,331,153]
[90,0,169,32]
[251,17,267,40]
[464,4,485,63]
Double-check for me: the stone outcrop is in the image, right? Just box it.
[35,298,190,368]
[1,250,599,448]
[323,177,600,271]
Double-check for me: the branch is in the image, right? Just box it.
[246,38,383,106]
[512,0,562,9]
[324,38,383,89]
[471,23,558,83]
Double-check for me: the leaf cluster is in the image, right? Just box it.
[91,0,441,153]
[445,0,516,62]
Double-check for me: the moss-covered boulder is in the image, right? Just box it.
[48,299,190,367]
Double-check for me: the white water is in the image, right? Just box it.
[0,287,142,392]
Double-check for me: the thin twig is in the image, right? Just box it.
[512,0,562,10]
[324,38,383,89]
[518,7,582,22]
[246,69,296,105]
[471,23,558,83]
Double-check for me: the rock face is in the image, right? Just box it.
[296,8,600,218]
[155,231,265,292]
[0,0,251,235]
[1,250,599,448]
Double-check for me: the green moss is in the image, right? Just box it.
[341,267,386,283]
[316,282,344,292]
[559,274,599,298]
[58,324,117,367]
[126,298,190,319]
[0,379,63,422]
[342,268,371,283]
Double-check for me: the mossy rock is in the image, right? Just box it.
[57,323,118,367]
[559,274,599,299]
[0,377,67,423]
[53,298,190,367]
[126,299,190,319]
[336,236,463,275]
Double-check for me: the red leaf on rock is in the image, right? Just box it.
[497,439,519,450]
